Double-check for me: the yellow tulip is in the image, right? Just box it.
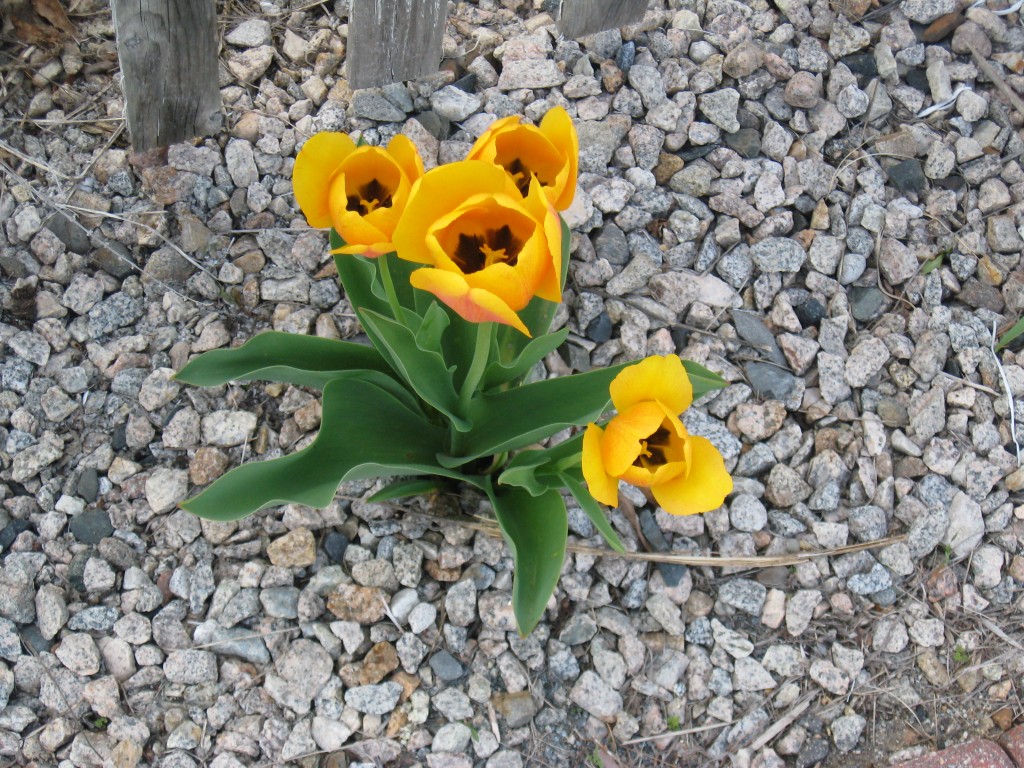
[466,106,578,211]
[392,159,562,336]
[582,356,733,516]
[293,132,424,257]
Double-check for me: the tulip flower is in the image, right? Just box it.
[293,132,424,257]
[392,159,562,336]
[582,355,733,516]
[466,107,578,211]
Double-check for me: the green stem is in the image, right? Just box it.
[458,321,494,414]
[451,322,494,456]
[377,253,407,325]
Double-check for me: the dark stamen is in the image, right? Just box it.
[504,158,532,196]
[454,233,486,273]
[451,224,523,274]
[634,426,672,468]
[346,178,393,214]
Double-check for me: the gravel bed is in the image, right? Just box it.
[1,0,1024,766]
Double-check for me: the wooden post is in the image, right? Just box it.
[348,0,447,89]
[557,0,649,39]
[110,0,222,151]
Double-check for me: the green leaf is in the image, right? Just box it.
[486,481,567,635]
[173,331,391,389]
[331,230,391,318]
[497,432,586,495]
[559,470,625,553]
[368,477,448,503]
[921,254,944,275]
[684,360,728,400]
[495,463,551,497]
[415,301,451,351]
[483,328,569,390]
[358,307,469,431]
[997,317,1024,351]
[438,362,631,467]
[181,376,457,521]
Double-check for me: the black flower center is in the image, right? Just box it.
[503,158,533,196]
[452,224,523,274]
[635,426,671,469]
[347,178,393,214]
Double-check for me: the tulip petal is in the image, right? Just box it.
[600,401,667,477]
[387,134,425,183]
[393,161,513,265]
[293,132,356,228]
[329,197,392,255]
[467,115,521,162]
[651,435,733,516]
[582,423,620,507]
[518,176,563,302]
[410,268,530,336]
[539,107,579,210]
[610,355,693,415]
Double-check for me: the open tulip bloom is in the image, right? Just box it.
[175,107,731,634]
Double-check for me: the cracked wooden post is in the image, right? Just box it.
[557,0,649,39]
[347,0,448,89]
[110,0,222,151]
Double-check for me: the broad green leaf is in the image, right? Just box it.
[359,308,469,431]
[559,471,625,553]
[415,301,451,351]
[174,331,391,389]
[483,328,569,390]
[368,477,449,503]
[997,316,1024,351]
[331,230,390,318]
[684,360,728,400]
[494,463,551,497]
[181,377,457,521]
[497,432,586,495]
[486,481,567,635]
[439,362,631,467]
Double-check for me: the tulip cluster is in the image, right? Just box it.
[294,109,577,336]
[176,107,732,634]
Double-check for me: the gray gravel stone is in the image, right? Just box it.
[164,650,218,684]
[698,89,740,133]
[569,670,622,722]
[445,579,477,627]
[751,238,806,272]
[345,682,402,714]
[720,580,767,615]
[831,714,866,752]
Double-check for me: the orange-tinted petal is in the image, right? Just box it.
[410,268,530,336]
[651,435,732,516]
[610,355,693,415]
[600,401,667,477]
[293,132,356,227]
[582,423,620,507]
[334,242,391,257]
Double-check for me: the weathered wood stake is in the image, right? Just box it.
[111,0,222,150]
[348,0,447,89]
